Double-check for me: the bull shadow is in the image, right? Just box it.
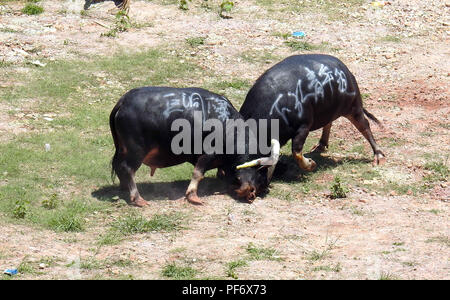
[91,154,370,204]
[271,153,372,183]
[92,177,230,204]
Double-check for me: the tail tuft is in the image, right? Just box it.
[363,108,383,127]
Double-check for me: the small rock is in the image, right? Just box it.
[30,60,46,67]
[389,190,397,196]
[38,263,46,269]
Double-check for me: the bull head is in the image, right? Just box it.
[236,139,280,183]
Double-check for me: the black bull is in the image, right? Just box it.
[109,87,277,207]
[239,54,386,171]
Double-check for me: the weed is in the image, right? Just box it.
[186,36,206,47]
[425,236,449,247]
[246,243,283,261]
[179,0,191,10]
[101,11,132,38]
[219,1,234,18]
[284,40,319,51]
[330,176,348,199]
[379,35,402,43]
[13,200,27,219]
[22,3,44,15]
[112,212,185,235]
[272,32,290,40]
[226,260,247,279]
[423,161,448,182]
[312,263,341,272]
[379,272,400,280]
[42,193,58,209]
[162,262,198,279]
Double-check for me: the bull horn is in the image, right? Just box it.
[236,139,280,170]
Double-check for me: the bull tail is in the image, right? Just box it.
[110,97,124,183]
[363,108,383,127]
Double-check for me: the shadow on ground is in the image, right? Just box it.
[92,177,229,203]
[272,153,372,183]
[92,153,371,203]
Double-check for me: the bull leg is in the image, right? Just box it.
[185,155,216,205]
[292,126,316,172]
[346,111,386,165]
[113,154,147,207]
[310,122,332,153]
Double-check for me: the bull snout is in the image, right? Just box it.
[235,183,257,203]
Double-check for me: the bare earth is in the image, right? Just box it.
[0,0,449,279]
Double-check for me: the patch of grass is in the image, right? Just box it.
[393,242,404,246]
[330,176,348,199]
[312,263,341,272]
[240,50,280,65]
[361,93,371,101]
[350,206,364,216]
[101,11,132,38]
[427,209,441,215]
[0,27,20,33]
[213,78,251,91]
[41,193,59,209]
[81,257,104,270]
[379,35,402,43]
[169,247,187,254]
[12,200,28,219]
[0,47,198,230]
[219,1,234,18]
[284,40,321,51]
[402,261,417,267]
[186,36,206,47]
[272,31,291,40]
[425,236,450,247]
[47,207,84,232]
[379,272,400,280]
[97,231,123,246]
[423,161,449,182]
[308,250,328,261]
[307,237,339,261]
[112,212,185,235]
[22,3,44,15]
[98,212,186,245]
[246,243,283,261]
[162,262,198,279]
[256,0,365,20]
[226,259,247,279]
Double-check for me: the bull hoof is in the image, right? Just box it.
[131,196,148,207]
[373,153,386,166]
[186,193,204,205]
[310,143,328,154]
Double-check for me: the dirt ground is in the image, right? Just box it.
[0,0,448,279]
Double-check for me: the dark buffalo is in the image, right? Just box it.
[239,54,385,173]
[109,87,279,207]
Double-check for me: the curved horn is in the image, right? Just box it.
[236,139,280,170]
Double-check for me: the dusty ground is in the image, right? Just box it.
[0,0,449,279]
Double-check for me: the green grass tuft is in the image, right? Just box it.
[246,243,283,261]
[22,3,44,15]
[226,259,247,279]
[162,262,198,279]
